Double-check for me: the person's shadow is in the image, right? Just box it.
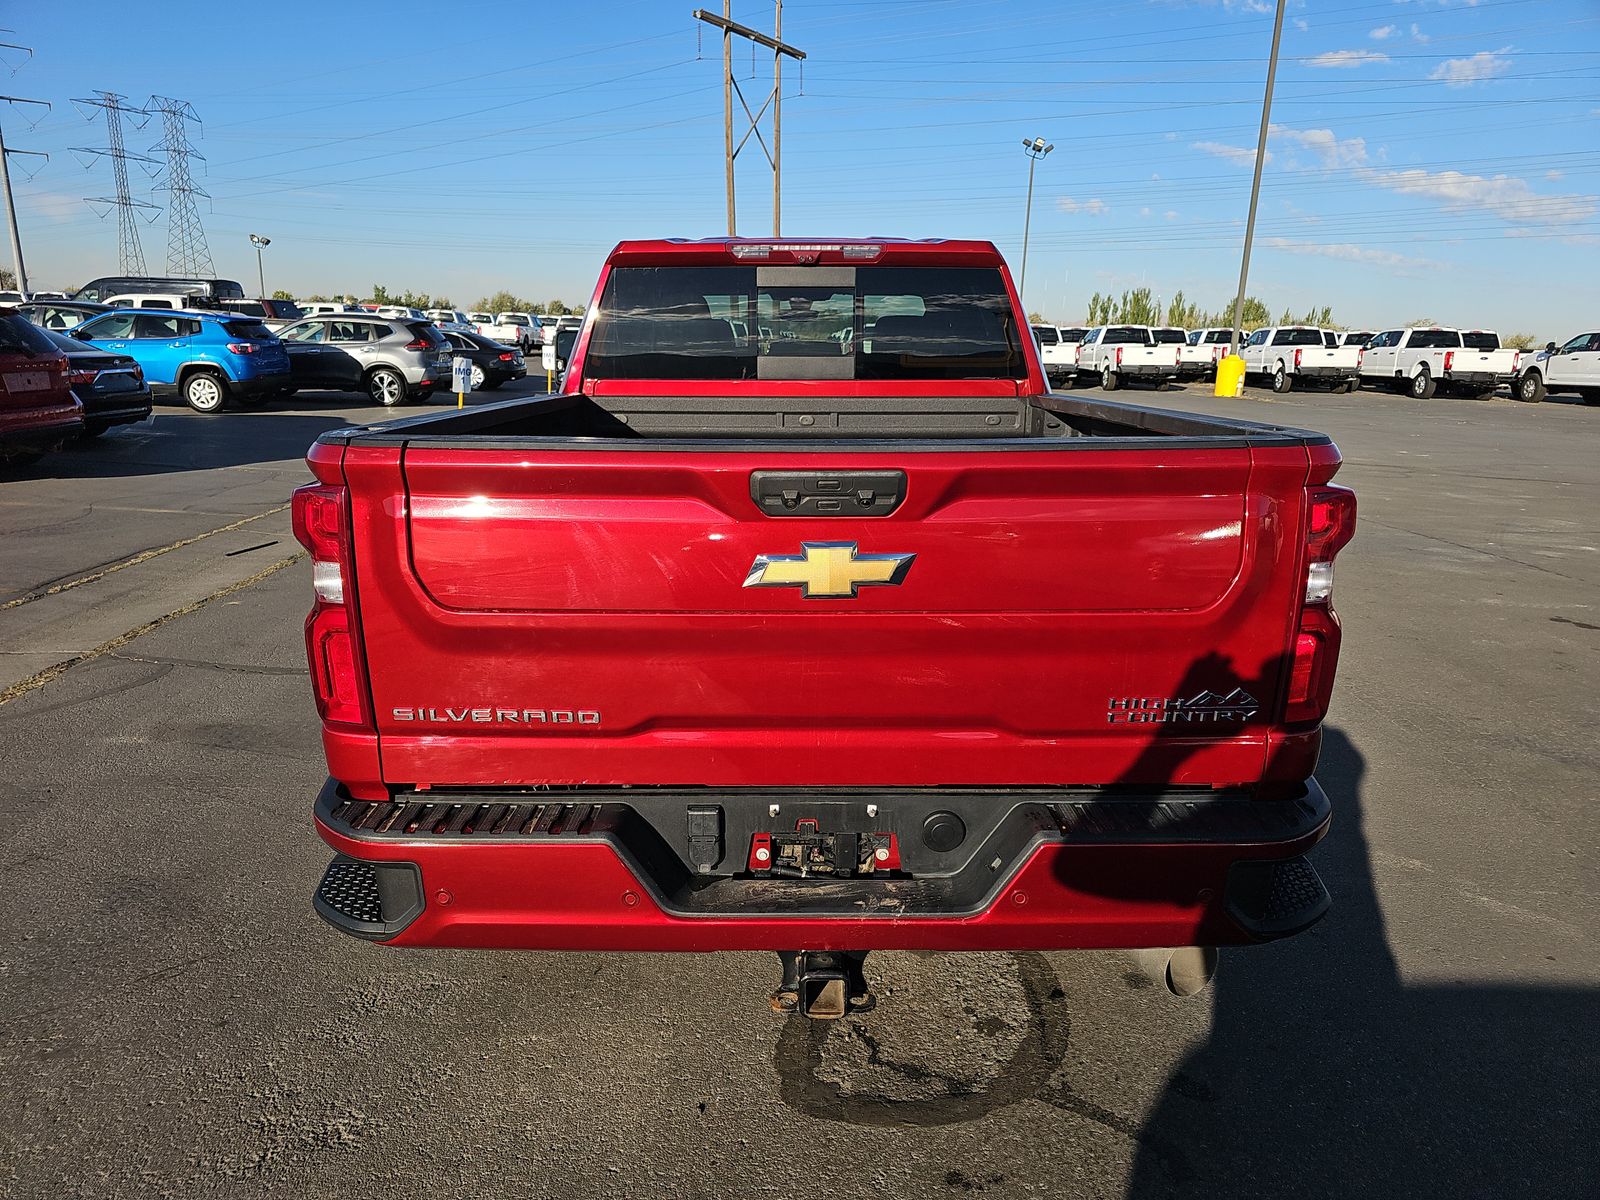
[1127,725,1595,1198]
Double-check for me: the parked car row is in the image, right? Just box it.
[1031,321,1598,404]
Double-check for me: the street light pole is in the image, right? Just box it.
[1019,136,1053,307]
[249,233,270,297]
[1226,0,1288,356]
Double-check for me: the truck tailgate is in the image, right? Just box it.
[346,442,1309,789]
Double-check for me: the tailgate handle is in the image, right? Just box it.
[751,470,906,517]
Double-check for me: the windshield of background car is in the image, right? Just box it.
[1461,331,1499,350]
[584,265,1024,381]
[0,313,61,356]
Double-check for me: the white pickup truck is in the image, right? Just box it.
[477,311,537,351]
[1240,326,1360,393]
[1153,327,1213,381]
[1513,331,1600,404]
[1031,323,1086,385]
[1072,324,1181,390]
[1357,327,1519,399]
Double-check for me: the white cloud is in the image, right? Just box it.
[1192,140,1267,167]
[1140,206,1152,217]
[1307,49,1389,68]
[1293,18,1308,32]
[1359,167,1597,227]
[1411,24,1429,44]
[1270,125,1369,168]
[1369,24,1397,39]
[1430,47,1512,86]
[1165,211,1179,221]
[1262,237,1430,269]
[1056,196,1108,216]
[1546,170,1564,181]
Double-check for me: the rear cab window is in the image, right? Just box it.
[1032,325,1059,345]
[1271,328,1324,346]
[1104,326,1151,346]
[1151,328,1186,345]
[1461,331,1499,350]
[584,265,1024,381]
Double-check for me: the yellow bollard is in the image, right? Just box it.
[457,389,464,410]
[1214,354,1246,398]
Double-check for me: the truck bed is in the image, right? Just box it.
[322,389,1332,447]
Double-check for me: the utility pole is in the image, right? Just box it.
[1226,0,1287,356]
[73,92,160,276]
[0,91,49,295]
[693,4,806,237]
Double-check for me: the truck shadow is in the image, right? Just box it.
[1125,724,1594,1198]
[23,411,356,479]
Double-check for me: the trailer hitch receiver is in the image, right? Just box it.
[771,950,875,1019]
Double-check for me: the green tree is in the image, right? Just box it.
[1503,332,1538,351]
[1027,310,1046,324]
[0,267,15,291]
[1166,290,1203,329]
[271,289,295,301]
[476,290,537,314]
[1406,316,1437,327]
[370,284,394,305]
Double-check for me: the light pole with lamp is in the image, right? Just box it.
[1019,136,1053,308]
[249,233,270,298]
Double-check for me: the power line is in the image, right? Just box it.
[148,96,213,277]
[72,92,161,275]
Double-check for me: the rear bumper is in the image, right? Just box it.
[1442,370,1508,385]
[1177,361,1212,378]
[312,779,1332,952]
[1107,364,1178,378]
[1297,366,1359,381]
[233,371,293,396]
[1,403,84,453]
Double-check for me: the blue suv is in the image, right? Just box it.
[70,309,291,412]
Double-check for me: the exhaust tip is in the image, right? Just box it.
[1128,947,1219,998]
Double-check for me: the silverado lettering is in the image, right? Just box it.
[392,708,602,725]
[294,237,1356,1021]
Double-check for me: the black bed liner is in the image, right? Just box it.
[315,390,1332,452]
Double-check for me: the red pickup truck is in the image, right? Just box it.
[296,239,1355,1018]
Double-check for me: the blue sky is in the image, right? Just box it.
[6,0,1597,335]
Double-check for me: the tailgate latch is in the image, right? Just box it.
[751,470,906,517]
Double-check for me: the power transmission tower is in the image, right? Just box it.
[72,92,160,275]
[693,3,805,236]
[148,95,214,277]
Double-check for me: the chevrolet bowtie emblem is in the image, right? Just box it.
[743,541,915,599]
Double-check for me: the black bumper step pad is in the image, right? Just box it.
[1225,855,1332,939]
[312,855,424,941]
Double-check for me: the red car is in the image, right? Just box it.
[1,309,82,467]
[296,239,1355,1018]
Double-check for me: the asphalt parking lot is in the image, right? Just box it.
[1,379,1595,1199]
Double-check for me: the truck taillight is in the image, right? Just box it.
[292,483,372,730]
[1443,350,1454,372]
[1357,348,1365,368]
[1115,346,1123,368]
[1285,485,1357,727]
[1294,348,1302,369]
